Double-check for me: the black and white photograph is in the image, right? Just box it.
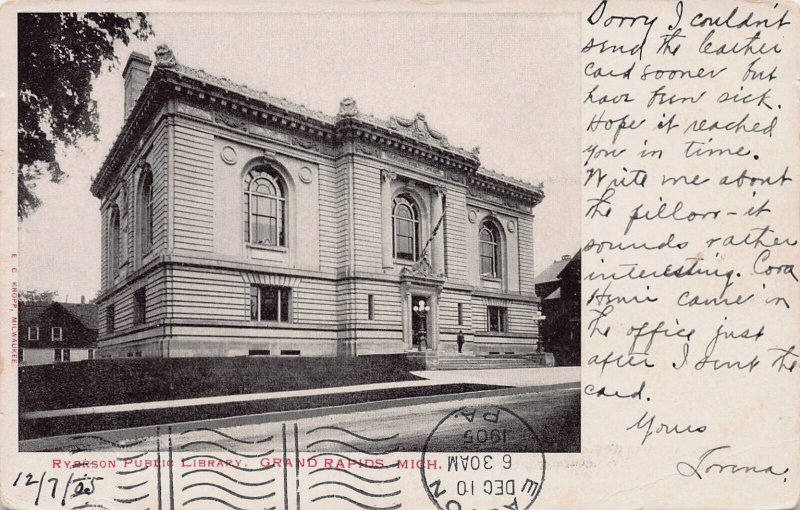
[10,6,582,510]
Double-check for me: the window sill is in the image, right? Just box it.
[250,320,293,326]
[247,243,288,253]
[480,275,502,283]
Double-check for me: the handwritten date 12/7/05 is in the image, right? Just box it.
[12,470,103,507]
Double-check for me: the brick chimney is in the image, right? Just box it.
[122,52,152,121]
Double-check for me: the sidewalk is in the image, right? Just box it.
[22,366,580,420]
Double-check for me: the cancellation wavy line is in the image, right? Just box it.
[181,468,276,487]
[71,504,112,510]
[116,480,148,490]
[307,426,399,442]
[116,452,147,462]
[310,480,401,498]
[115,465,148,476]
[310,494,401,510]
[307,439,398,455]
[69,435,146,448]
[308,467,400,484]
[112,493,150,504]
[179,440,275,458]
[308,453,399,469]
[179,427,273,445]
[181,482,276,500]
[184,496,276,510]
[181,454,274,472]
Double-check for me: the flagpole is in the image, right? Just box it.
[418,200,447,261]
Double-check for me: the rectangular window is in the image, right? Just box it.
[54,349,61,362]
[457,303,464,326]
[107,305,115,333]
[249,349,270,356]
[51,327,63,342]
[250,285,291,322]
[27,326,39,341]
[63,349,70,362]
[88,349,95,360]
[133,288,146,325]
[487,306,507,333]
[368,295,375,320]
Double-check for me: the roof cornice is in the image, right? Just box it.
[91,51,544,206]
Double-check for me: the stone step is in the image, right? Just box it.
[434,357,547,370]
[408,352,554,370]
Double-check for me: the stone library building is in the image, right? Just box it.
[92,46,546,364]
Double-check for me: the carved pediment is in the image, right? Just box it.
[399,256,445,281]
[389,113,450,147]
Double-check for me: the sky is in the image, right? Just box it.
[18,11,580,301]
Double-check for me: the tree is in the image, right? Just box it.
[18,13,153,219]
[19,289,59,304]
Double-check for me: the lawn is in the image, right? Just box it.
[19,354,425,412]
[19,383,505,440]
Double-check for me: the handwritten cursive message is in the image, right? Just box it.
[581,0,797,504]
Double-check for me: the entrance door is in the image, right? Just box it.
[411,295,429,348]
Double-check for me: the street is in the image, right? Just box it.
[21,384,580,454]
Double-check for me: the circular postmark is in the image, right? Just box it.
[420,405,546,510]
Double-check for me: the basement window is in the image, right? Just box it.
[280,350,301,356]
[249,349,270,356]
[486,306,508,333]
[250,285,291,322]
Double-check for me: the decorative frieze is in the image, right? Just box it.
[355,142,380,157]
[446,168,467,184]
[291,135,318,151]
[176,102,213,120]
[250,124,291,144]
[468,187,528,212]
[214,111,247,132]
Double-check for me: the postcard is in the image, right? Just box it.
[1,1,797,509]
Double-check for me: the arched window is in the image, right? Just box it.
[244,167,285,247]
[479,221,501,278]
[109,205,121,278]
[138,168,154,253]
[393,195,420,261]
